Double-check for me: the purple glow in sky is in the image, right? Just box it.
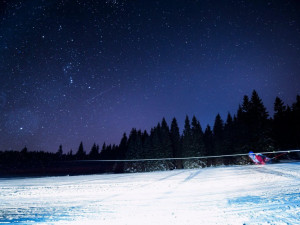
[0,0,299,152]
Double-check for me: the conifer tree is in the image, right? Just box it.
[223,113,234,154]
[141,130,149,144]
[213,114,224,155]
[191,115,205,156]
[234,104,249,152]
[137,130,145,158]
[272,97,287,148]
[142,130,152,158]
[182,115,192,157]
[56,144,63,159]
[57,145,63,155]
[248,90,272,151]
[21,146,28,154]
[99,143,106,159]
[126,128,143,159]
[249,90,269,120]
[160,118,173,158]
[170,117,181,157]
[89,143,99,159]
[105,144,112,159]
[118,133,128,159]
[291,95,300,148]
[150,123,162,158]
[101,142,106,153]
[242,95,250,113]
[203,125,213,156]
[274,97,286,116]
[240,97,251,145]
[76,142,85,159]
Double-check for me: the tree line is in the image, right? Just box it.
[69,90,300,161]
[1,90,299,174]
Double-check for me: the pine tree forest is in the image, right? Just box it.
[1,90,300,174]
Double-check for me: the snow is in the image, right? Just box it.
[1,162,300,224]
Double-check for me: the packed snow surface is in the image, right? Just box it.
[1,162,300,224]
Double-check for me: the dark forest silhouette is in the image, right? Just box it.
[1,90,300,175]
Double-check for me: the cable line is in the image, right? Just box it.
[77,149,300,162]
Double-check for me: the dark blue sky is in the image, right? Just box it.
[1,0,299,153]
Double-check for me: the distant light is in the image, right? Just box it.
[20,127,23,130]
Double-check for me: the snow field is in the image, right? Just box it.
[0,162,300,224]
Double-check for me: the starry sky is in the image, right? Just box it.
[0,0,300,153]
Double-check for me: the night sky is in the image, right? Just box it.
[1,0,299,153]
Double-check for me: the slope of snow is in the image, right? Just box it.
[0,162,300,224]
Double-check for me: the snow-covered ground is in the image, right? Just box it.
[0,162,300,225]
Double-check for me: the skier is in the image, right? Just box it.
[248,151,271,165]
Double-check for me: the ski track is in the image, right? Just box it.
[0,162,300,225]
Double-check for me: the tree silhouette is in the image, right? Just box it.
[170,117,181,158]
[191,115,205,157]
[182,115,193,157]
[223,113,234,154]
[213,114,224,155]
[150,123,162,159]
[76,142,86,159]
[126,128,143,159]
[118,133,128,159]
[21,146,28,154]
[89,143,99,159]
[248,90,272,151]
[203,125,213,156]
[160,118,173,158]
[56,145,63,159]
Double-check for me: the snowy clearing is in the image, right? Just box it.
[1,162,300,225]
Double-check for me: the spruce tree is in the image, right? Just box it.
[248,90,272,151]
[242,95,250,113]
[21,146,28,154]
[160,118,173,158]
[213,114,224,155]
[142,130,152,158]
[126,128,143,159]
[118,133,128,159]
[170,117,181,157]
[104,145,112,159]
[274,97,286,116]
[191,115,205,156]
[137,130,144,158]
[76,142,85,159]
[99,143,106,159]
[89,143,99,159]
[182,115,192,157]
[273,97,287,149]
[291,95,300,148]
[56,144,63,159]
[249,90,269,120]
[57,144,63,155]
[203,125,213,156]
[150,123,162,159]
[223,113,234,154]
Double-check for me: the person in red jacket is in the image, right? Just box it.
[249,151,271,165]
